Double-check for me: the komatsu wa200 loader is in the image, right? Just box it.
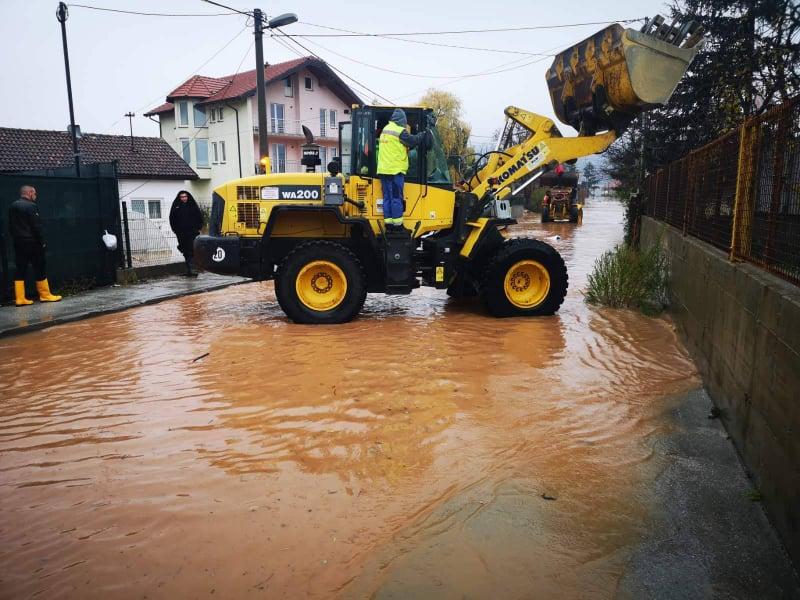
[195,15,703,324]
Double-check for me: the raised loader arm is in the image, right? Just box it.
[465,106,617,203]
[461,15,704,212]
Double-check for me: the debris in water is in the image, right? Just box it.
[541,493,557,501]
[192,352,210,363]
[708,406,721,419]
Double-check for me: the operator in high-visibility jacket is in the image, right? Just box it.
[376,108,429,232]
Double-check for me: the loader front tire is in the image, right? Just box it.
[481,238,568,317]
[275,241,366,324]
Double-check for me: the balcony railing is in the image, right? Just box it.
[254,160,302,174]
[253,120,337,139]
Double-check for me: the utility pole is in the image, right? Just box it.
[125,112,135,150]
[251,10,298,174]
[56,2,80,176]
[253,8,269,173]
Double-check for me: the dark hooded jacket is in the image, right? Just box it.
[169,191,203,236]
[390,108,428,150]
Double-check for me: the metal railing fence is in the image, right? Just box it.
[645,97,800,285]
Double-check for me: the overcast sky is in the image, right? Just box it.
[1,0,672,147]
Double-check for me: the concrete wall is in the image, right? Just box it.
[640,216,800,566]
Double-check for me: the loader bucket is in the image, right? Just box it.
[546,16,704,134]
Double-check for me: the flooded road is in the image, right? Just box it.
[1,200,700,599]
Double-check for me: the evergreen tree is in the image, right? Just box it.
[603,0,799,190]
[582,162,601,190]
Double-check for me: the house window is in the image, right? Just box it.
[217,107,223,122]
[329,110,336,129]
[272,143,286,173]
[209,108,216,122]
[178,101,189,127]
[283,76,293,97]
[270,103,285,133]
[196,139,209,167]
[219,141,227,164]
[131,199,145,215]
[304,76,313,91]
[180,138,191,163]
[193,104,207,127]
[320,108,327,137]
[212,141,218,164]
[147,200,162,219]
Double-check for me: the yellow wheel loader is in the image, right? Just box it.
[195,15,703,324]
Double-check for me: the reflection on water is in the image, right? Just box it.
[0,200,698,599]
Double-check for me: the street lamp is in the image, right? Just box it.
[253,10,298,173]
[268,13,298,29]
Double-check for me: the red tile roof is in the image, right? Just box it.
[145,102,174,116]
[0,128,197,180]
[145,57,361,116]
[202,57,308,104]
[167,75,231,100]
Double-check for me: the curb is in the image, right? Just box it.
[0,278,251,339]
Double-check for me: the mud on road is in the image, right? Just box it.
[1,201,702,598]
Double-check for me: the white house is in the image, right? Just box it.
[145,56,362,206]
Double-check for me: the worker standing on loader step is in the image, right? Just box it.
[9,185,61,306]
[376,108,429,232]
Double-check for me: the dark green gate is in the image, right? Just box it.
[0,164,122,302]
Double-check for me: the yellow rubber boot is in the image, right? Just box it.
[36,279,62,302]
[14,280,33,306]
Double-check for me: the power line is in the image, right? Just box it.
[69,3,238,17]
[270,29,395,105]
[283,18,644,37]
[294,35,546,79]
[271,35,390,104]
[104,25,250,133]
[393,52,557,102]
[297,22,554,56]
[197,0,251,18]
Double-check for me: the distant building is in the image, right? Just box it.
[145,56,362,205]
[0,127,197,216]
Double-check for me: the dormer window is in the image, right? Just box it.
[304,76,313,91]
[284,76,293,97]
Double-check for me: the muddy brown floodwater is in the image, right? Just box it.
[0,200,699,599]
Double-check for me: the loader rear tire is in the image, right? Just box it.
[569,206,581,223]
[481,238,568,317]
[541,207,551,223]
[275,241,367,324]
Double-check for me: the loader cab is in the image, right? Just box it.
[339,105,452,189]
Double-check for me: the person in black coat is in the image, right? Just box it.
[9,185,61,305]
[169,190,204,277]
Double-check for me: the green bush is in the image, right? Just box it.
[584,240,669,315]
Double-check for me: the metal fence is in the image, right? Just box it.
[645,97,800,285]
[119,200,184,268]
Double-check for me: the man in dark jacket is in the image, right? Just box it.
[169,190,204,277]
[9,185,61,305]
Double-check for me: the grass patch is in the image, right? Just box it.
[584,241,669,314]
[57,277,97,297]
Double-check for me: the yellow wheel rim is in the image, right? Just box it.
[296,260,347,312]
[503,260,550,309]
